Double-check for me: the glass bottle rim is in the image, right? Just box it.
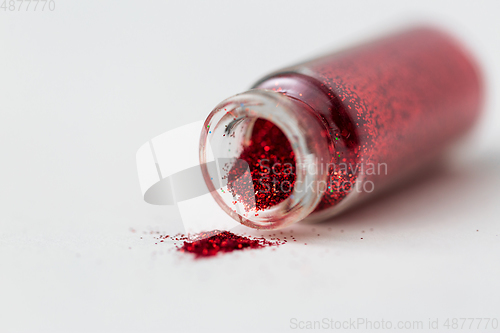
[199,89,330,230]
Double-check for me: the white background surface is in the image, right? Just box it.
[1,1,500,332]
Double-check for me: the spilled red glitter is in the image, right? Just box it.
[227,118,296,211]
[130,227,374,256]
[178,230,279,258]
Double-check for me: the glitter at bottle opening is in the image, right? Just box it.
[227,118,296,211]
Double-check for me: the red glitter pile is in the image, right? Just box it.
[227,118,296,211]
[178,230,277,258]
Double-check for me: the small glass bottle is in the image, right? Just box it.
[199,27,483,230]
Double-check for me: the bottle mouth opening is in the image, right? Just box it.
[199,90,329,230]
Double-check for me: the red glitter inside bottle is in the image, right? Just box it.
[227,118,297,211]
[200,27,483,230]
